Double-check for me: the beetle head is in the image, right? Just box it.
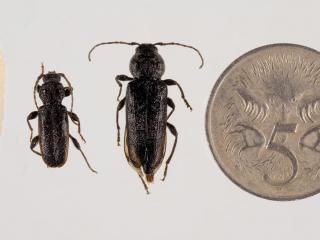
[38,79,66,105]
[130,44,165,79]
[43,71,61,82]
[33,64,74,111]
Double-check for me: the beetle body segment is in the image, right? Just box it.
[125,79,167,181]
[38,104,69,167]
[129,44,165,79]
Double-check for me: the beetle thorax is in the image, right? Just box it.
[129,44,165,80]
[39,80,65,105]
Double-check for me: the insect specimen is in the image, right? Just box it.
[27,64,97,173]
[89,41,203,193]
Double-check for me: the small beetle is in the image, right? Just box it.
[88,41,203,193]
[27,64,97,173]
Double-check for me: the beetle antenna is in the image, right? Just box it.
[154,42,204,69]
[58,73,74,112]
[33,63,45,109]
[88,41,140,61]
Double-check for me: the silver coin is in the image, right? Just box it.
[206,43,320,200]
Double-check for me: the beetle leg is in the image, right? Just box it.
[69,134,97,173]
[68,111,86,143]
[163,79,192,111]
[27,111,38,142]
[138,172,150,194]
[115,75,133,101]
[167,97,175,120]
[161,122,178,181]
[30,136,41,156]
[116,97,126,146]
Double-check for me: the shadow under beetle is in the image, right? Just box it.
[27,64,97,173]
[88,41,203,193]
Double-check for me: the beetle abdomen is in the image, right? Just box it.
[125,80,167,178]
[38,105,69,167]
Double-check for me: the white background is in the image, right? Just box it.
[0,0,318,239]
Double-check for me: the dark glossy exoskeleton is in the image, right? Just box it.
[27,65,97,173]
[88,41,203,193]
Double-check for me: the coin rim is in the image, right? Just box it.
[206,43,320,201]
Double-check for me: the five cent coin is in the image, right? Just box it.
[206,43,320,200]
